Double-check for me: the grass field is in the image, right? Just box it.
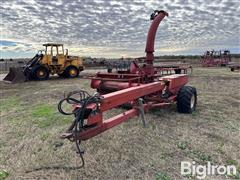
[0,67,239,179]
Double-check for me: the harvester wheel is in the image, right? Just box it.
[177,86,197,113]
[31,65,49,80]
[65,66,79,78]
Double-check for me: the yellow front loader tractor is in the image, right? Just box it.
[4,43,84,83]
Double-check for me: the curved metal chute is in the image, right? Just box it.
[144,10,168,75]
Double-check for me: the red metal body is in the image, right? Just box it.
[60,10,193,149]
[202,50,231,67]
[63,74,188,141]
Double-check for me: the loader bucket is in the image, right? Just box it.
[3,67,27,83]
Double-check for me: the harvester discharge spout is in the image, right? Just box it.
[145,10,168,75]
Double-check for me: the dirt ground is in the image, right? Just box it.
[0,67,239,180]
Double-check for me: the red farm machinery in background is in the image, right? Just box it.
[58,10,197,167]
[201,50,231,67]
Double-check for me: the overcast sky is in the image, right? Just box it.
[1,0,239,58]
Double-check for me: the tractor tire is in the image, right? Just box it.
[65,66,79,78]
[177,86,197,113]
[31,65,49,80]
[231,68,234,72]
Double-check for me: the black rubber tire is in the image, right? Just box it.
[177,86,197,113]
[65,66,79,78]
[31,65,49,80]
[231,68,234,72]
[175,69,181,74]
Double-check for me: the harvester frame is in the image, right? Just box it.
[58,10,197,167]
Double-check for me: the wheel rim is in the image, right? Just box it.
[70,69,77,76]
[37,70,45,78]
[190,95,195,109]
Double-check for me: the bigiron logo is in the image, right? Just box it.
[181,161,237,179]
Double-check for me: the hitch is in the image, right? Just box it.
[58,90,101,167]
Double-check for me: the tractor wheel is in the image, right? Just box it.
[231,68,234,72]
[65,66,79,78]
[31,65,49,80]
[177,86,197,113]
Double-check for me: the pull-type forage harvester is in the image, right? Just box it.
[58,10,197,167]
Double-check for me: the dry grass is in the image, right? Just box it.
[0,67,239,180]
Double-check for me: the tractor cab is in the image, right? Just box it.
[43,43,65,55]
[42,43,66,65]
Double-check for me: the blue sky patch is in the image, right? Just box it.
[0,40,17,46]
